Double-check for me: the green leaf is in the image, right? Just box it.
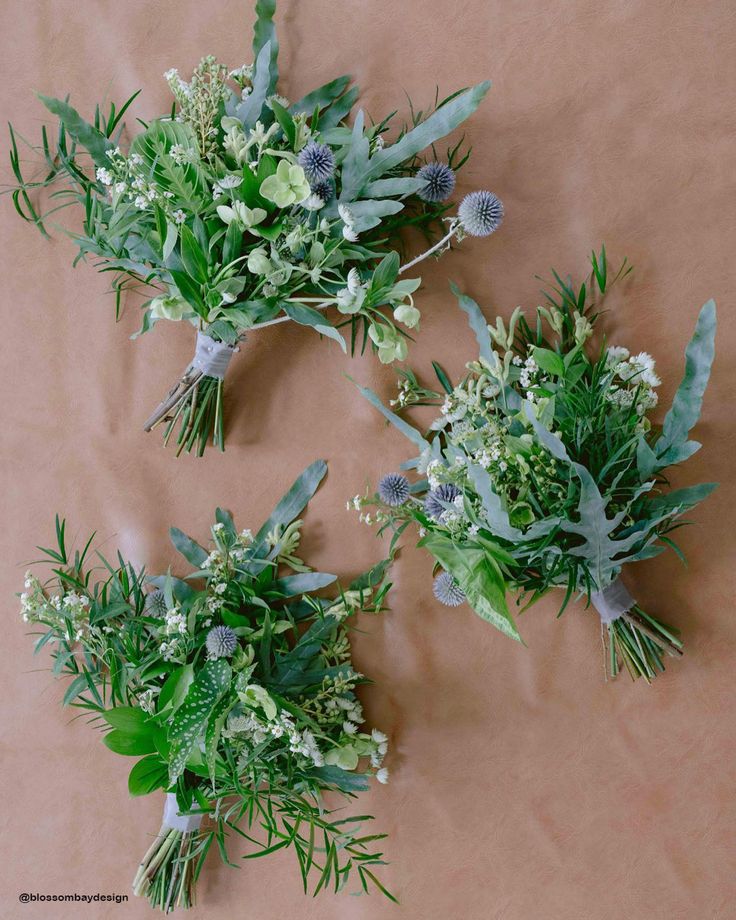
[102,706,153,735]
[348,198,405,232]
[273,572,337,595]
[129,120,207,209]
[310,765,370,792]
[157,664,195,715]
[205,694,233,783]
[654,299,716,466]
[236,40,272,127]
[352,380,430,451]
[103,729,157,757]
[339,110,371,202]
[169,527,208,567]
[270,98,296,148]
[222,220,243,266]
[252,0,279,97]
[250,460,327,561]
[170,269,206,317]
[369,252,400,292]
[532,347,565,378]
[419,532,520,641]
[363,177,427,198]
[179,224,209,285]
[644,482,718,516]
[282,303,346,352]
[366,82,490,179]
[128,756,169,796]
[450,283,493,362]
[37,94,112,166]
[168,660,232,784]
[290,75,351,116]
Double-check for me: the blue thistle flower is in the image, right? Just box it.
[145,590,167,617]
[310,179,334,202]
[298,142,335,183]
[458,190,504,237]
[206,625,238,659]
[424,483,461,521]
[433,571,466,607]
[416,162,456,203]
[378,473,410,507]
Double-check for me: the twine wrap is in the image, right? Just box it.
[590,578,635,625]
[191,332,236,380]
[162,793,203,833]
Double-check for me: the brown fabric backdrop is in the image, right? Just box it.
[2,2,735,918]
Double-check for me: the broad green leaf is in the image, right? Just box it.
[252,460,327,552]
[236,41,272,127]
[532,347,565,378]
[222,220,243,266]
[169,527,208,567]
[370,251,400,292]
[290,75,351,116]
[170,269,206,316]
[168,660,231,784]
[450,283,493,362]
[310,765,370,792]
[157,664,195,715]
[644,482,718,516]
[129,120,207,209]
[272,572,337,595]
[339,110,371,202]
[270,98,296,148]
[102,706,153,735]
[349,198,405,232]
[103,729,157,757]
[363,177,427,198]
[655,299,716,465]
[282,303,346,352]
[205,694,233,783]
[366,81,490,179]
[37,94,112,166]
[179,225,209,284]
[420,531,519,641]
[252,0,279,96]
[128,755,168,796]
[349,558,391,591]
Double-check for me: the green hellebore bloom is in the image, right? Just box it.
[247,248,272,275]
[150,293,189,321]
[393,303,421,328]
[368,323,408,364]
[259,160,311,208]
[216,201,267,231]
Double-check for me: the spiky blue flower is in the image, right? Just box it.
[458,190,504,237]
[424,483,461,520]
[432,571,466,607]
[378,473,410,507]
[145,590,167,617]
[310,179,335,202]
[206,625,238,659]
[416,162,456,203]
[298,142,335,183]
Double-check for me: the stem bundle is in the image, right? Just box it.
[132,824,205,913]
[604,605,683,682]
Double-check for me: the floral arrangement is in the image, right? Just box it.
[8,0,503,456]
[355,248,717,682]
[19,462,395,912]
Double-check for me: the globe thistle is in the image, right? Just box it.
[458,190,504,237]
[424,483,461,520]
[432,571,466,607]
[206,625,238,659]
[145,590,167,617]
[310,179,334,202]
[378,473,411,507]
[416,162,456,203]
[298,141,335,183]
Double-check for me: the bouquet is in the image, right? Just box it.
[8,0,503,456]
[355,248,717,682]
[19,461,395,911]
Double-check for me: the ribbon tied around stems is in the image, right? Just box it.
[590,577,635,625]
[162,793,203,833]
[191,331,237,380]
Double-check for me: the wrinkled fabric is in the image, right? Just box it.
[1,2,735,919]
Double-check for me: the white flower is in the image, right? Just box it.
[113,182,127,195]
[302,194,325,211]
[606,345,630,365]
[343,721,358,735]
[134,195,148,210]
[371,728,388,744]
[172,209,186,224]
[342,224,359,242]
[214,583,227,595]
[95,167,113,186]
[217,174,243,190]
[376,768,389,784]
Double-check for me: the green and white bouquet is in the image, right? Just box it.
[8,0,502,456]
[19,462,395,912]
[356,248,717,682]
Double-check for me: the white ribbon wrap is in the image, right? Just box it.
[191,332,236,380]
[162,793,203,833]
[590,578,635,625]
